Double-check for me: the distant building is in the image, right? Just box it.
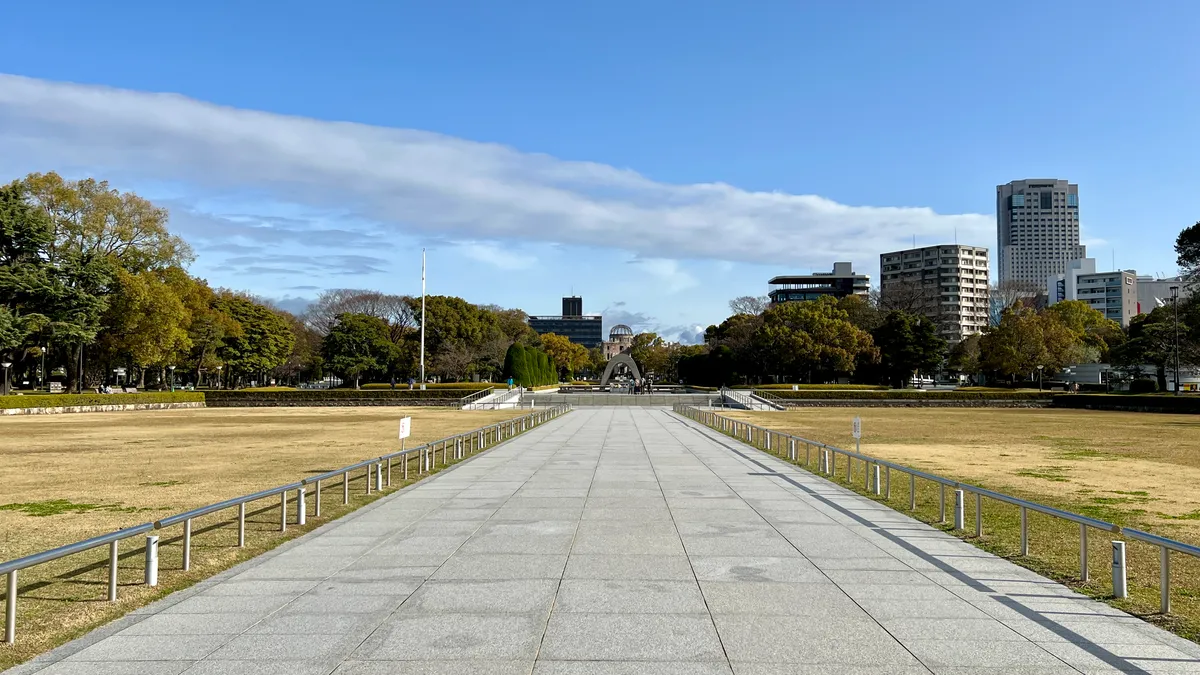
[1136,276,1193,315]
[880,244,990,342]
[1047,259,1138,327]
[603,324,635,359]
[528,296,603,348]
[997,179,1086,291]
[768,262,869,304]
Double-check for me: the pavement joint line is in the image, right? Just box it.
[667,409,1158,675]
[636,409,736,671]
[530,408,612,667]
[645,409,933,673]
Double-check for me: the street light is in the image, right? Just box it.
[1171,286,1180,396]
[216,365,223,390]
[167,365,176,393]
[1,362,11,397]
[1036,364,1044,391]
[40,346,47,390]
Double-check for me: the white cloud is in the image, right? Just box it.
[0,74,995,270]
[454,241,537,270]
[626,257,698,293]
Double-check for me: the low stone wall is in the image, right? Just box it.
[207,399,459,408]
[1,402,206,416]
[778,399,1049,409]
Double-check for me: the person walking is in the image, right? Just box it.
[390,375,396,390]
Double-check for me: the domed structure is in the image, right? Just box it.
[603,324,635,359]
[609,324,634,340]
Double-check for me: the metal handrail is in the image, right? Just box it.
[673,404,1200,614]
[457,387,495,408]
[2,404,571,644]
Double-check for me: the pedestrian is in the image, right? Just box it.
[407,377,415,390]
[390,375,396,390]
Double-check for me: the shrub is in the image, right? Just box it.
[360,382,493,391]
[1053,394,1200,414]
[204,389,476,404]
[502,344,555,387]
[762,390,1054,401]
[0,392,205,410]
[741,384,889,391]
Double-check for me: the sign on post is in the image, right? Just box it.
[851,416,862,439]
[398,416,412,440]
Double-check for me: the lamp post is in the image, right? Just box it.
[1,362,11,396]
[40,345,47,390]
[1037,364,1044,391]
[1171,286,1180,395]
[168,365,176,393]
[215,365,223,390]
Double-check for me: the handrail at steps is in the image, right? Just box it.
[457,387,495,408]
[1,404,571,644]
[673,404,1200,613]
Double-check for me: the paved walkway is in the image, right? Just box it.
[12,408,1200,674]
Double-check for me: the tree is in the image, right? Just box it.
[1173,221,1200,285]
[630,333,671,379]
[729,296,770,316]
[947,333,982,382]
[215,293,295,385]
[871,311,947,388]
[97,268,192,386]
[1044,300,1123,361]
[837,294,883,332]
[305,289,415,340]
[502,343,555,387]
[752,297,877,382]
[431,340,475,382]
[979,303,1080,381]
[990,280,1041,325]
[1113,305,1197,392]
[320,313,396,389]
[541,332,590,380]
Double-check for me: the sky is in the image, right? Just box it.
[1,1,1196,343]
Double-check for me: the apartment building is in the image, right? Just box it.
[1048,259,1138,327]
[879,245,990,342]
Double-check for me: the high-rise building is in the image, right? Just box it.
[528,296,603,348]
[879,245,990,342]
[1047,259,1137,327]
[767,262,869,304]
[997,179,1086,290]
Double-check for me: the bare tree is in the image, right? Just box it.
[729,296,770,316]
[431,340,474,382]
[304,289,415,337]
[989,280,1040,326]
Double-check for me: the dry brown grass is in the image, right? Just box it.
[721,407,1200,642]
[0,406,528,668]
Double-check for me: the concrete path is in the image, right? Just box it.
[12,408,1200,674]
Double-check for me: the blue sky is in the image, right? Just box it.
[1,1,1196,342]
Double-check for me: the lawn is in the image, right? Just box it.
[719,407,1200,642]
[0,406,528,668]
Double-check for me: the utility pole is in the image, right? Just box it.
[1171,285,1180,395]
[420,248,426,391]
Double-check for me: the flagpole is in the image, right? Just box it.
[420,248,426,390]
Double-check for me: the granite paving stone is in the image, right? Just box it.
[14,408,1198,675]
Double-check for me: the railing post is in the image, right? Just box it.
[1161,547,1171,614]
[885,466,891,499]
[280,492,288,532]
[1020,507,1028,556]
[315,480,322,518]
[975,494,982,537]
[939,484,946,523]
[376,463,383,492]
[1112,541,1127,598]
[108,540,119,602]
[789,438,795,461]
[145,536,159,587]
[343,471,349,504]
[1079,524,1088,581]
[909,475,916,511]
[366,463,373,494]
[5,570,15,644]
[238,503,246,546]
[297,487,306,526]
[953,490,964,530]
[182,518,192,571]
[386,458,392,487]
[873,465,881,497]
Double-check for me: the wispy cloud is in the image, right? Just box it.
[0,74,994,270]
[454,241,537,270]
[626,257,699,294]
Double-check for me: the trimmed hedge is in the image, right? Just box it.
[739,383,890,391]
[763,390,1054,401]
[360,382,494,391]
[503,344,556,387]
[204,389,477,405]
[0,392,205,410]
[1052,394,1200,414]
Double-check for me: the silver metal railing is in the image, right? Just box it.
[457,387,496,409]
[674,404,1200,616]
[1,404,571,644]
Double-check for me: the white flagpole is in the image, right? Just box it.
[420,248,426,390]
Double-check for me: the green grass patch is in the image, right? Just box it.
[1014,466,1070,482]
[0,500,114,517]
[139,480,184,487]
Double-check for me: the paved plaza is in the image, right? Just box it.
[10,408,1200,674]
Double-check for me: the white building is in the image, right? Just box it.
[1047,258,1138,327]
[997,179,1086,291]
[880,244,990,342]
[1136,276,1193,315]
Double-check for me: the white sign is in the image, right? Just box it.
[851,416,862,439]
[398,416,412,440]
